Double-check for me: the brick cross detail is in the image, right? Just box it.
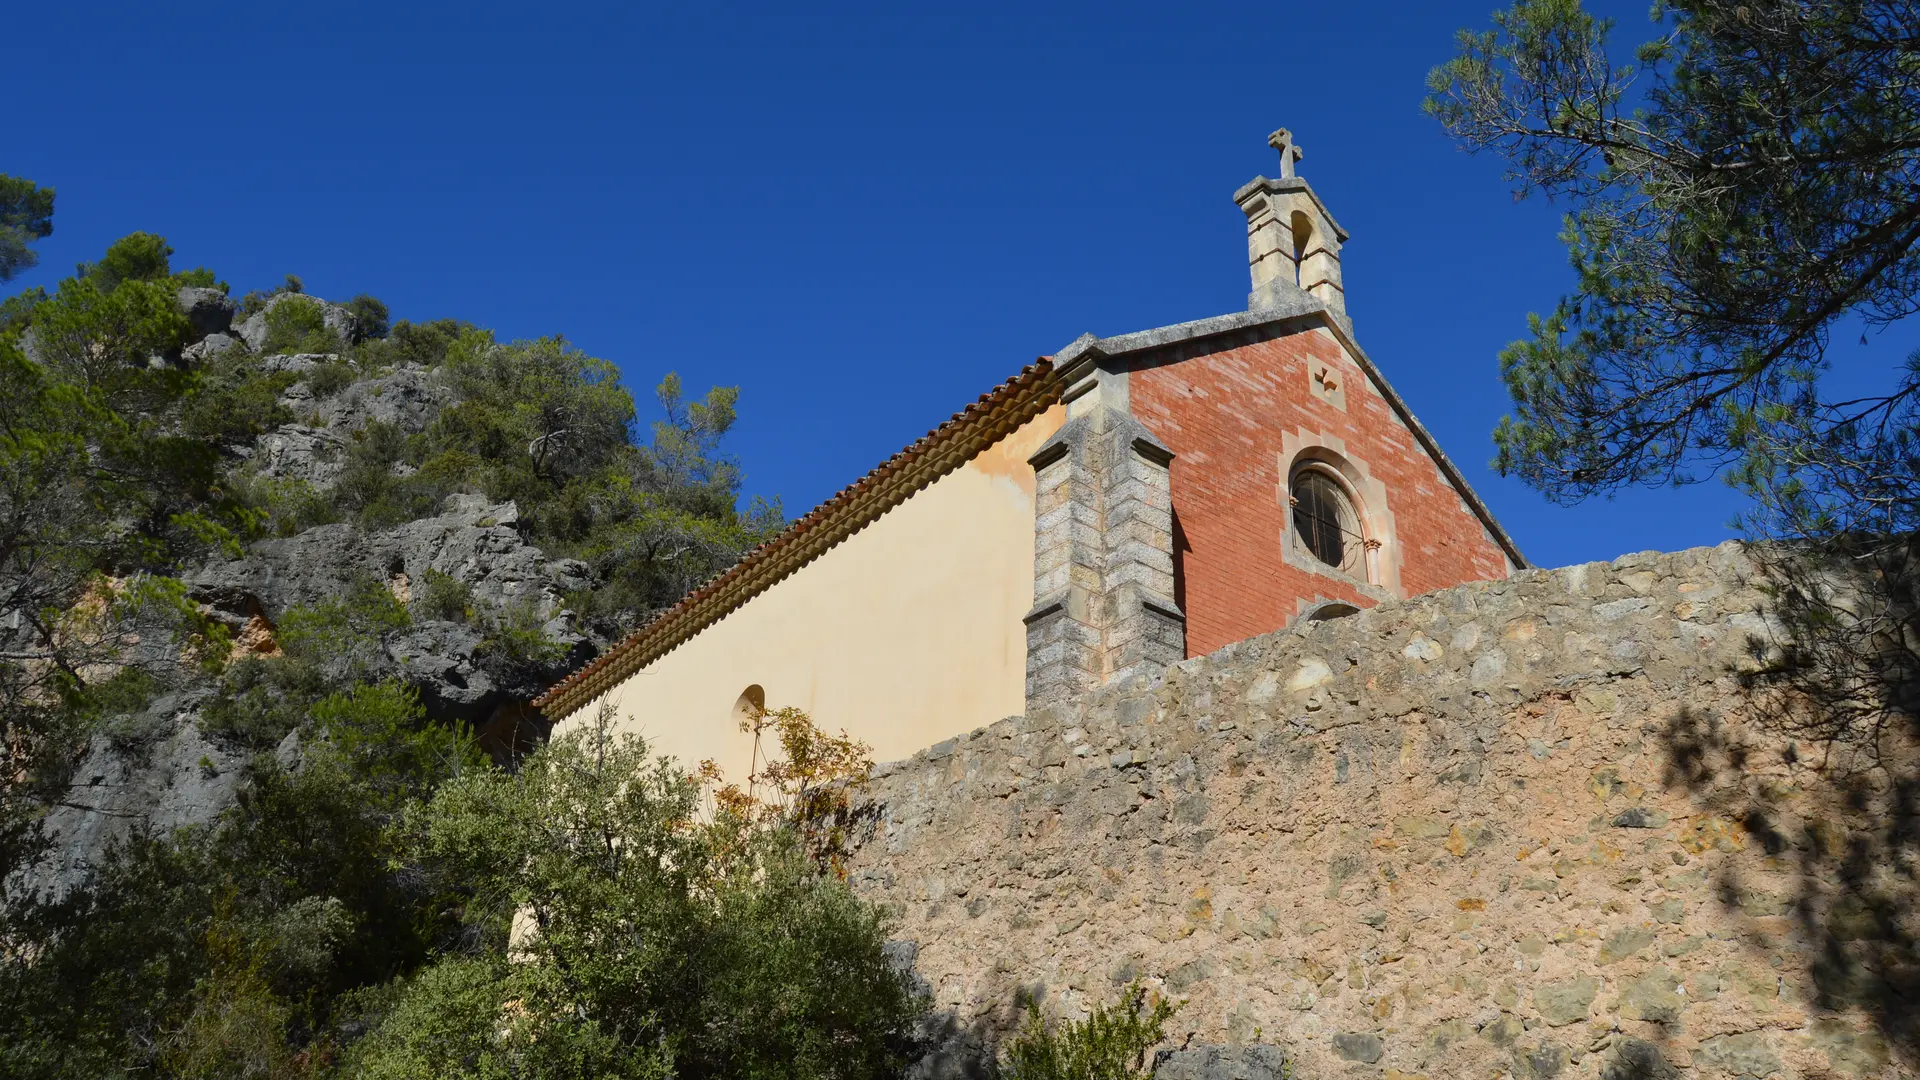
[1268,128,1304,179]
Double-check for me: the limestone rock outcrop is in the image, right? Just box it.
[175,286,237,338]
[14,288,602,905]
[23,690,243,904]
[233,291,358,352]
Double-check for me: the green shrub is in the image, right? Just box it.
[339,956,513,1080]
[171,267,221,289]
[259,294,343,356]
[311,682,474,810]
[199,653,329,749]
[278,577,412,679]
[344,294,391,342]
[475,600,566,672]
[71,232,223,303]
[414,569,472,623]
[157,914,300,1080]
[82,669,169,753]
[79,231,174,292]
[179,356,299,443]
[355,317,471,368]
[234,472,343,538]
[200,581,415,752]
[350,712,927,1080]
[331,420,445,530]
[239,273,303,317]
[1002,982,1182,1080]
[307,357,358,398]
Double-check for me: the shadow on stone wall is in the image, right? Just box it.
[1658,538,1920,1076]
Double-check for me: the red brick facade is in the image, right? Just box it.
[1128,322,1514,658]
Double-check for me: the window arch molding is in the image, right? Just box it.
[1289,460,1372,581]
[1276,434,1402,600]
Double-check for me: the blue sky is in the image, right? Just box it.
[14,1,1911,570]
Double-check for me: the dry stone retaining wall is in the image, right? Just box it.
[850,543,1919,1079]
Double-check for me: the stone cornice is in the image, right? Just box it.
[1230,175,1349,240]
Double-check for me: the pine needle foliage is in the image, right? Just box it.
[1427,0,1920,545]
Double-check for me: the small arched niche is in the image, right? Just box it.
[1301,600,1361,624]
[1290,210,1316,285]
[731,684,766,731]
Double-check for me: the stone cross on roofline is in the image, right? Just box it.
[1236,125,1346,319]
[1268,127,1303,179]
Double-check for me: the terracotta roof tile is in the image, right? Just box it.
[534,358,1063,719]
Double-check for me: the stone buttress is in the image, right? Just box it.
[1023,346,1184,709]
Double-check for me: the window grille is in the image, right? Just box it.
[1291,469,1367,579]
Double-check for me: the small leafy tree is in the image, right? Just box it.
[350,705,925,1080]
[700,703,877,875]
[259,294,344,356]
[432,333,636,490]
[1001,982,1182,1080]
[0,175,54,282]
[343,294,391,342]
[566,374,785,626]
[415,568,473,623]
[79,231,174,292]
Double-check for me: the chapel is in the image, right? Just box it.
[534,130,1526,777]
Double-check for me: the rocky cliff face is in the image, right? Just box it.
[21,289,602,902]
[855,543,1920,1080]
[191,493,592,719]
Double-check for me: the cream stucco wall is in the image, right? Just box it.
[568,404,1066,783]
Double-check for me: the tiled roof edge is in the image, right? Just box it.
[533,359,1064,721]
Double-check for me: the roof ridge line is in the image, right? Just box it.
[534,358,1064,720]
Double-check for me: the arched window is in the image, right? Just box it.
[1290,466,1368,580]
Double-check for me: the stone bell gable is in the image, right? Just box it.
[536,128,1524,780]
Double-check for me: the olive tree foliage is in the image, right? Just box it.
[0,176,54,283]
[349,707,926,1080]
[1426,0,1920,541]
